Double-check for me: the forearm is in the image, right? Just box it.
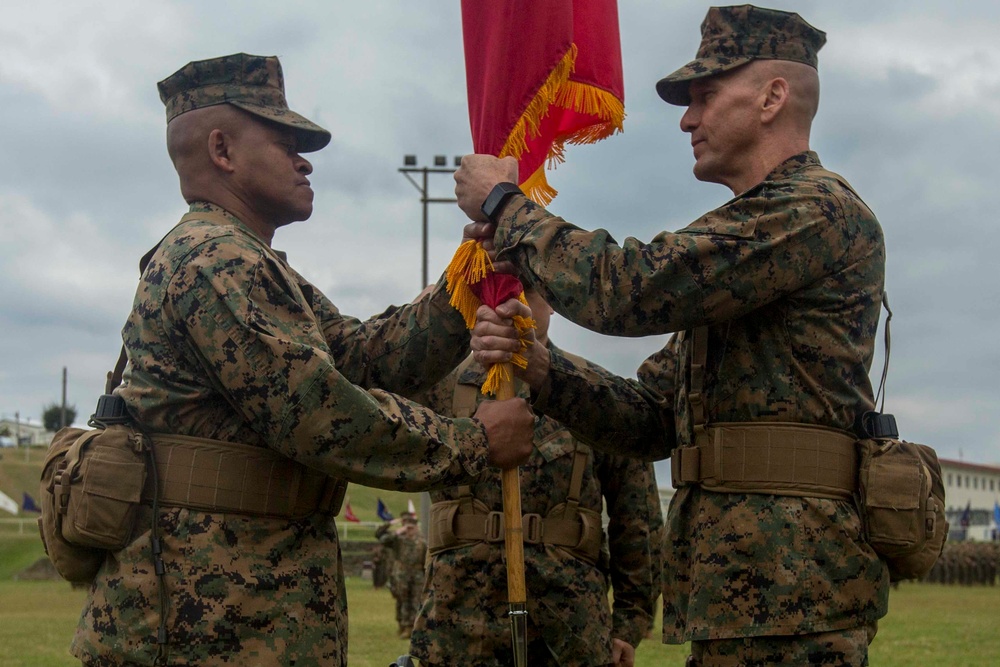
[278,375,488,491]
[323,276,471,396]
[494,197,706,336]
[531,346,674,460]
[605,459,661,645]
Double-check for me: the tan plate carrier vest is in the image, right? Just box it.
[427,357,603,565]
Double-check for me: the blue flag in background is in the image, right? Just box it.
[22,492,41,513]
[376,498,394,522]
[959,501,972,528]
[994,501,1000,528]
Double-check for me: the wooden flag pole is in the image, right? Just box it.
[496,369,526,605]
[495,362,528,667]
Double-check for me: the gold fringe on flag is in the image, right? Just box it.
[495,45,626,207]
[498,45,578,165]
[482,312,536,396]
[446,240,492,329]
[444,241,536,396]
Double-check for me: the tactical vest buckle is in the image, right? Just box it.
[523,513,543,544]
[484,511,503,542]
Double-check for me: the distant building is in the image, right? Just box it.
[941,458,1000,542]
[0,417,52,447]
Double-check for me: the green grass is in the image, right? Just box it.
[2,569,998,666]
[0,534,47,580]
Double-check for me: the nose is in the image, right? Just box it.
[680,105,697,134]
[296,155,313,176]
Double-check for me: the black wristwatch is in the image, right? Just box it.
[480,182,523,223]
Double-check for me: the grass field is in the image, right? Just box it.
[1,529,997,667]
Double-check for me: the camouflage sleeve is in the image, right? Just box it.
[315,274,471,397]
[599,453,662,647]
[165,238,488,491]
[407,354,465,417]
[494,191,864,336]
[530,344,676,460]
[378,529,398,549]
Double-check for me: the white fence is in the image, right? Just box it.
[0,518,38,536]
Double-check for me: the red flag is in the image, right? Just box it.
[461,0,624,204]
[343,501,360,523]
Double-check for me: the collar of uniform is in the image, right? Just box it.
[185,201,289,263]
[755,150,822,190]
[186,200,242,225]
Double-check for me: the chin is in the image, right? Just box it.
[692,163,723,186]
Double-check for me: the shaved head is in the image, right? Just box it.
[166,106,249,202]
[746,60,820,132]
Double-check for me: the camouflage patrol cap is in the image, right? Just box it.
[157,53,331,152]
[656,5,826,106]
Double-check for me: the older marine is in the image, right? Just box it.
[457,5,890,666]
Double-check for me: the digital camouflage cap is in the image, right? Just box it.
[656,4,826,106]
[158,53,331,152]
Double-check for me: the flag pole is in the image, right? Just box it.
[494,364,528,667]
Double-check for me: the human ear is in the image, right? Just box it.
[207,129,235,173]
[760,77,789,124]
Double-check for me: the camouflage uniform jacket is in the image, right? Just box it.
[71,203,489,667]
[408,355,660,667]
[493,152,890,642]
[377,524,428,584]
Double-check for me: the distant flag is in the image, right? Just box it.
[21,492,41,513]
[376,498,394,522]
[993,501,1000,528]
[959,500,972,528]
[407,498,416,515]
[0,490,17,516]
[343,500,360,523]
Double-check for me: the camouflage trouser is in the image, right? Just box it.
[391,571,425,628]
[686,622,877,667]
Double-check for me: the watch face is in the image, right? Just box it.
[483,183,521,222]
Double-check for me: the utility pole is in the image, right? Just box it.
[398,155,460,290]
[61,366,68,429]
[398,154,461,534]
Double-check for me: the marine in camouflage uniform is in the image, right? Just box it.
[455,6,890,666]
[409,290,660,667]
[377,514,428,638]
[71,53,534,667]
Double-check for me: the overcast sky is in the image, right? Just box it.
[1,1,998,484]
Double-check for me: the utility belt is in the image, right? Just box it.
[676,325,857,500]
[671,422,857,500]
[144,433,346,519]
[427,448,603,566]
[428,497,603,565]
